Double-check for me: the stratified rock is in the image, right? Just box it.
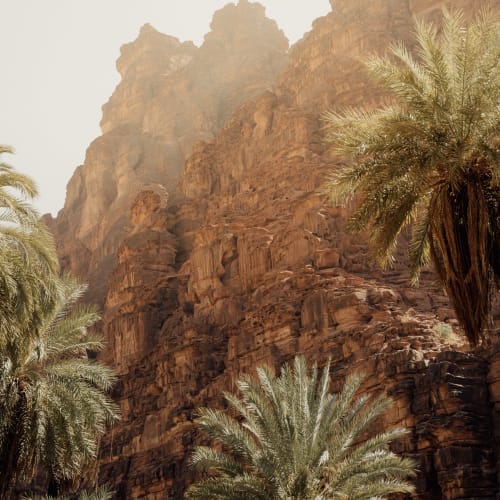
[48,1,288,304]
[50,0,500,498]
[102,189,178,374]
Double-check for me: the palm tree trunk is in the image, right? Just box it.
[47,477,59,497]
[430,174,495,345]
[0,397,25,498]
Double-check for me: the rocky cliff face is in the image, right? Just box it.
[51,1,499,498]
[46,1,288,304]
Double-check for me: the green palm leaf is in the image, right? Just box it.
[324,8,500,345]
[186,356,416,499]
[0,147,60,345]
[0,275,119,497]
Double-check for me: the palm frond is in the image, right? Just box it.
[0,273,118,496]
[187,356,415,499]
[323,8,500,345]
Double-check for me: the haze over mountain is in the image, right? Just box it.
[0,0,330,216]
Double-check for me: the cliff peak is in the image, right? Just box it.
[203,0,288,50]
[51,0,289,307]
[138,22,158,35]
[115,25,194,81]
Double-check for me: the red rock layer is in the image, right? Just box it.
[46,1,288,305]
[51,0,500,498]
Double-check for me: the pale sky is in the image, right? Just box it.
[0,1,331,216]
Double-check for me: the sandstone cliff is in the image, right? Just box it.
[51,1,500,498]
[46,1,288,304]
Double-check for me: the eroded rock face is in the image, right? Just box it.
[47,1,288,305]
[50,0,500,498]
[102,189,178,375]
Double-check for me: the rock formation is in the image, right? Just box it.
[50,0,500,498]
[46,1,288,304]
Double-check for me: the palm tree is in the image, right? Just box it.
[24,485,115,500]
[0,145,59,344]
[0,277,119,497]
[76,486,114,500]
[323,9,500,346]
[185,356,416,499]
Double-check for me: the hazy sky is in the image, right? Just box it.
[0,1,331,216]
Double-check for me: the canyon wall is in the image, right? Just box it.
[51,1,500,498]
[46,1,288,304]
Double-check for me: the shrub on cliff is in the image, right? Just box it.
[185,355,415,499]
[323,9,500,346]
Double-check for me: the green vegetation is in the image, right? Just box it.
[0,146,59,346]
[0,277,119,497]
[0,147,118,497]
[25,484,115,500]
[186,355,416,499]
[323,9,500,345]
[75,486,115,500]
